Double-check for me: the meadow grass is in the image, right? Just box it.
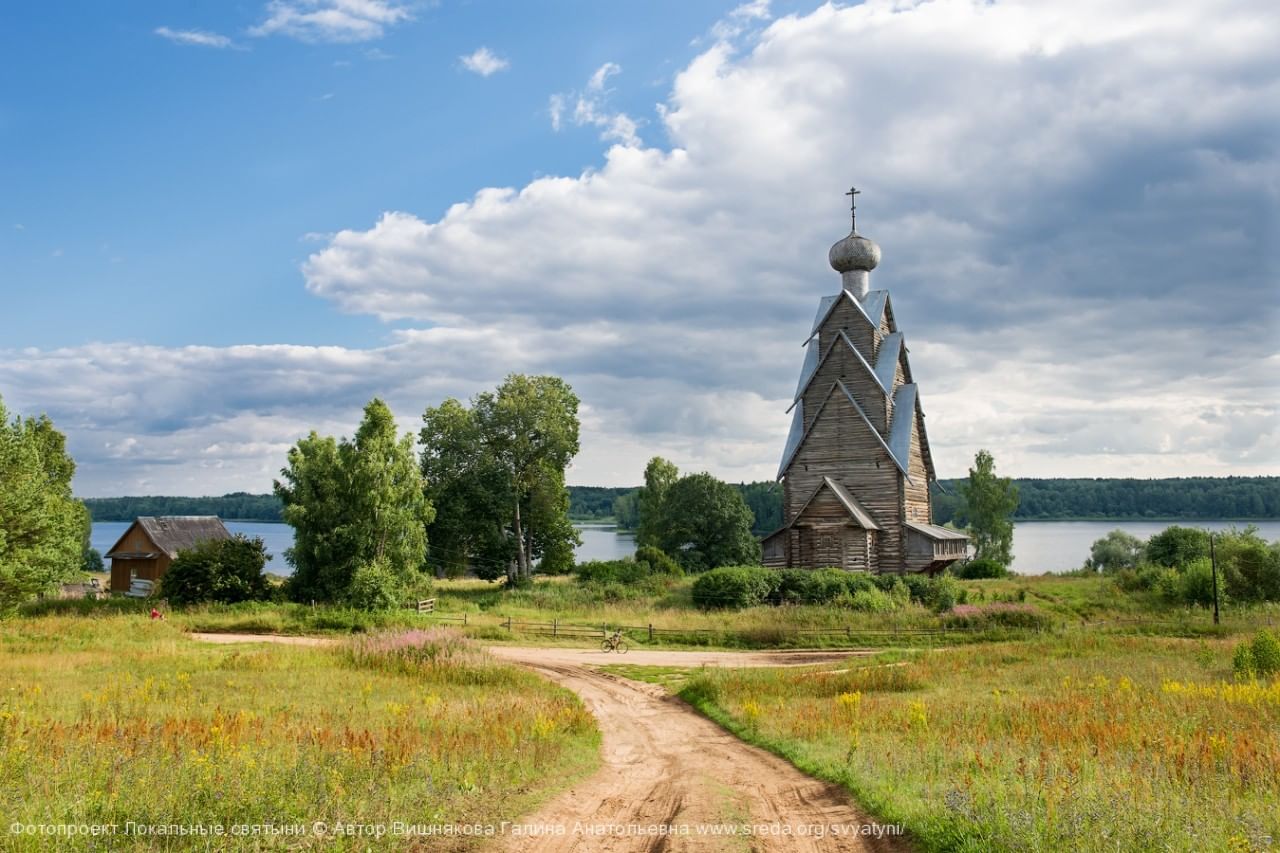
[0,617,599,851]
[679,632,1280,852]
[26,573,1271,651]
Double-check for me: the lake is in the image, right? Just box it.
[91,519,1280,575]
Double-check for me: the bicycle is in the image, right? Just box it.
[600,630,629,654]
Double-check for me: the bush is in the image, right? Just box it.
[1113,564,1167,593]
[159,535,272,607]
[1178,558,1220,608]
[924,574,962,612]
[634,545,683,576]
[1154,567,1183,604]
[891,573,964,612]
[1252,630,1280,677]
[1146,525,1210,568]
[847,587,896,613]
[82,548,105,574]
[691,566,777,609]
[1233,643,1256,681]
[952,558,1008,579]
[575,558,650,586]
[1084,530,1145,573]
[1215,527,1280,603]
[346,560,405,611]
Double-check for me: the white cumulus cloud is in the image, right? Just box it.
[4,0,1278,495]
[250,0,412,43]
[549,62,641,146]
[460,46,510,76]
[154,26,237,49]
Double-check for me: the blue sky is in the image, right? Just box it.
[1,0,1277,496]
[3,0,779,348]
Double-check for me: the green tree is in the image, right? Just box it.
[0,397,90,614]
[636,456,679,548]
[421,375,581,584]
[652,472,759,572]
[612,490,640,530]
[1213,526,1280,603]
[1085,529,1145,573]
[160,535,272,606]
[957,449,1019,567]
[275,398,434,606]
[1145,525,1210,567]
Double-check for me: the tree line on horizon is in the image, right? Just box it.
[82,476,1280,529]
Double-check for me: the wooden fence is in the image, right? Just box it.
[411,608,1271,649]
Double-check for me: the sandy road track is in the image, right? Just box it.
[492,648,904,853]
[190,635,905,852]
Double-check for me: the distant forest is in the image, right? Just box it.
[84,477,1279,532]
[84,492,284,522]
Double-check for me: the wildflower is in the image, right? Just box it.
[908,700,928,732]
[836,692,862,713]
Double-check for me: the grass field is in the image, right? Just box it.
[0,617,598,851]
[675,632,1280,852]
[29,573,1259,650]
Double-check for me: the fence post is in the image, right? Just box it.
[553,619,557,638]
[505,616,512,630]
[648,623,654,642]
[463,613,467,626]
[845,626,851,641]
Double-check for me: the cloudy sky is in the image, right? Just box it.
[1,0,1276,497]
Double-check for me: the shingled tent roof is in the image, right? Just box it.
[105,516,232,559]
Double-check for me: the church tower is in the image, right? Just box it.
[762,190,968,574]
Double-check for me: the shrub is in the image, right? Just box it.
[1215,527,1280,603]
[1113,564,1167,593]
[952,558,1009,579]
[346,559,405,611]
[847,587,896,613]
[82,548,105,574]
[1178,558,1220,608]
[575,558,649,586]
[796,568,852,604]
[691,566,777,609]
[159,535,272,607]
[1233,643,1256,681]
[1252,629,1280,677]
[924,574,962,612]
[1154,567,1183,604]
[1084,530,1145,573]
[772,569,878,605]
[634,545,683,577]
[1146,525,1210,568]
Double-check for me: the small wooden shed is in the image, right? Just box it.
[106,516,232,593]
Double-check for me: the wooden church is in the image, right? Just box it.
[762,191,967,574]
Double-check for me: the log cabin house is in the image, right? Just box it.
[762,193,968,574]
[106,516,232,592]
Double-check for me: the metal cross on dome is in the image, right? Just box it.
[845,186,861,232]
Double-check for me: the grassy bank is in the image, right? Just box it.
[677,633,1280,852]
[0,617,598,850]
[28,573,1272,650]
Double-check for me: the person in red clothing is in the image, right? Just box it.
[149,607,164,620]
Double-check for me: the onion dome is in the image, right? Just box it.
[828,231,881,274]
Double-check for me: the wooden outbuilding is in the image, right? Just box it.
[106,516,232,593]
[762,193,968,574]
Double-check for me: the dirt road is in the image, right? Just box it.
[190,635,904,851]
[491,648,903,853]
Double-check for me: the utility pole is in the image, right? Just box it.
[1209,531,1220,626]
